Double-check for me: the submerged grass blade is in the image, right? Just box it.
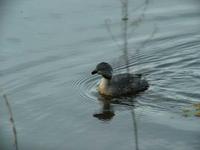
[3,94,19,150]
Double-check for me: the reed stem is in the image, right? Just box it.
[121,0,139,150]
[121,0,130,73]
[3,94,19,150]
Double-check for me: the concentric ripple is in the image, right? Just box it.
[72,62,146,104]
[73,74,100,101]
[73,32,200,114]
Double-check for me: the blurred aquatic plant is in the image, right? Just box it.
[105,0,151,51]
[103,0,155,150]
[129,0,150,34]
[105,0,157,70]
[182,103,200,118]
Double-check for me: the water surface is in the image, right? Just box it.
[0,0,200,150]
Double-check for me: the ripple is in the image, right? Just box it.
[73,24,200,113]
[72,75,99,101]
[73,59,195,113]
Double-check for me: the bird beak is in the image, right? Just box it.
[91,70,98,75]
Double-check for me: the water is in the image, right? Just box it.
[0,0,200,150]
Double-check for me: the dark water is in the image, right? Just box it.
[0,0,200,150]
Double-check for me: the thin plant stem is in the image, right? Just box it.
[121,0,130,73]
[129,0,149,36]
[131,109,139,150]
[134,25,158,67]
[121,0,139,150]
[105,19,121,51]
[3,94,19,150]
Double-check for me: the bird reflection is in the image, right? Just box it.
[93,95,136,121]
[93,96,115,121]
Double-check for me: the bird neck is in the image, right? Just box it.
[99,77,110,90]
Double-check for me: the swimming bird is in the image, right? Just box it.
[91,62,149,97]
